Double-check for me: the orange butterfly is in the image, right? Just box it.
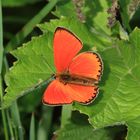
[43,27,103,105]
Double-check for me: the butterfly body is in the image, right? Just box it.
[56,73,98,86]
[43,27,103,105]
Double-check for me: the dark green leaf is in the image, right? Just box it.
[56,121,125,140]
[118,0,140,32]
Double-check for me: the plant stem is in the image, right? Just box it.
[5,0,58,52]
[61,105,72,127]
[29,113,35,140]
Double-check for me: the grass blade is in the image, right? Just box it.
[6,110,14,140]
[10,102,24,140]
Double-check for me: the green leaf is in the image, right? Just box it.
[2,33,55,108]
[111,21,129,40]
[56,121,125,140]
[84,0,111,35]
[2,0,41,7]
[74,28,140,140]
[54,0,111,35]
[53,0,77,19]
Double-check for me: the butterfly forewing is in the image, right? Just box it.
[53,27,83,73]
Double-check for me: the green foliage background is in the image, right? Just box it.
[0,0,140,140]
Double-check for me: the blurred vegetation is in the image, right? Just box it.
[0,0,140,140]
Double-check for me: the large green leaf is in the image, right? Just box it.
[74,28,140,140]
[2,18,111,109]
[2,33,55,108]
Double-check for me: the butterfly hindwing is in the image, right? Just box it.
[43,80,98,105]
[54,27,82,73]
[67,84,98,104]
[43,80,72,105]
